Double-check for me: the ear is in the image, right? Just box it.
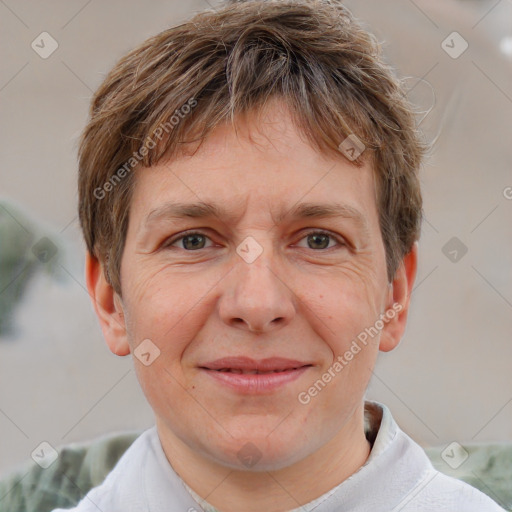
[85,252,131,356]
[379,242,418,353]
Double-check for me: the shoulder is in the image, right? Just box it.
[50,428,156,511]
[0,430,142,512]
[364,402,507,511]
[396,468,507,511]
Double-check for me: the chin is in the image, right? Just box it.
[205,430,310,472]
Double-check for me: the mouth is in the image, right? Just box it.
[211,368,306,374]
[200,356,312,372]
[198,357,313,394]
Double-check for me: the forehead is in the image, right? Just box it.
[130,99,379,229]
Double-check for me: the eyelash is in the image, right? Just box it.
[163,230,346,251]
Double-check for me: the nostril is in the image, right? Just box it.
[230,317,284,331]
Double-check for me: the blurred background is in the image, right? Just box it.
[0,0,511,480]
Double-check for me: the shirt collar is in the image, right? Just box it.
[169,400,409,512]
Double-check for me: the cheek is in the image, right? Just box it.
[296,268,384,354]
[122,273,199,410]
[121,263,216,359]
[121,265,178,347]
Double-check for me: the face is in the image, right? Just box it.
[88,99,415,472]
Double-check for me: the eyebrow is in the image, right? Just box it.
[144,202,226,226]
[279,202,368,229]
[143,201,369,232]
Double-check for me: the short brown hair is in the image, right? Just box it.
[78,0,426,295]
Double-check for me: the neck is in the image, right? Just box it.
[157,403,372,512]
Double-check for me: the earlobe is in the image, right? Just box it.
[379,242,418,353]
[85,252,131,356]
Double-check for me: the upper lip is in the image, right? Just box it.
[199,357,312,372]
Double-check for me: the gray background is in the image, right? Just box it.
[1,0,511,479]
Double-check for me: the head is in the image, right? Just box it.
[81,0,424,472]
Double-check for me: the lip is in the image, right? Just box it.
[199,357,313,394]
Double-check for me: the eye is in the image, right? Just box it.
[296,231,344,250]
[164,231,214,250]
[163,230,344,251]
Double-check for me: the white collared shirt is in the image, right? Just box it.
[52,401,506,511]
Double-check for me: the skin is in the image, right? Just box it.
[86,98,417,512]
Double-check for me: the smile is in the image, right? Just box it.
[199,357,313,393]
[214,368,304,374]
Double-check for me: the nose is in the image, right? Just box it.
[217,246,296,334]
